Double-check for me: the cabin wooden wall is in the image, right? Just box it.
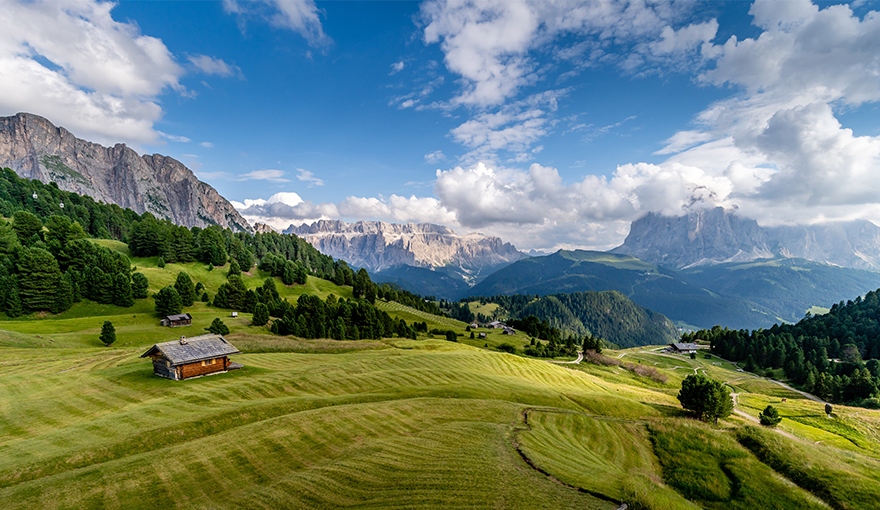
[151,358,179,380]
[179,357,229,379]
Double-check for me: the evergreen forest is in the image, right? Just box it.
[686,291,880,406]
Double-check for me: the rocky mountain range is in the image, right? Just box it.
[613,207,880,271]
[286,220,526,283]
[0,113,250,232]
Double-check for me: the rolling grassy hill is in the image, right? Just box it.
[1,241,880,508]
[2,307,880,507]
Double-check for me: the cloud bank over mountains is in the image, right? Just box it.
[3,0,880,252]
[237,0,880,250]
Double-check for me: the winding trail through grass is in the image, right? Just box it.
[550,351,583,365]
[730,392,800,441]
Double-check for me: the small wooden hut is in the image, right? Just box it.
[160,313,192,327]
[141,334,241,380]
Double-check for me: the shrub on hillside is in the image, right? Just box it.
[497,343,517,354]
[759,405,782,427]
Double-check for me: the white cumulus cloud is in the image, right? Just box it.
[239,169,290,182]
[223,0,329,47]
[0,0,186,145]
[188,55,243,78]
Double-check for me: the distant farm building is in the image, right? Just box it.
[668,342,699,354]
[478,333,487,339]
[489,321,506,329]
[502,326,517,335]
[141,334,241,380]
[469,323,479,329]
[160,313,192,327]
[231,311,238,318]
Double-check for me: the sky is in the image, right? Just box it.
[2,0,880,251]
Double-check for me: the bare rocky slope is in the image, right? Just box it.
[0,113,251,232]
[613,207,880,271]
[286,220,526,283]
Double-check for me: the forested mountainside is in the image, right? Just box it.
[688,289,880,406]
[455,291,678,348]
[0,168,442,319]
[680,258,880,324]
[0,113,250,232]
[468,249,774,329]
[374,264,471,300]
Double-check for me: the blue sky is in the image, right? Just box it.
[3,0,880,250]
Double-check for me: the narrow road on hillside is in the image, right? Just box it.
[551,351,583,364]
[730,392,799,441]
[708,353,827,404]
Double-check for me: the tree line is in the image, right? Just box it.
[0,167,445,320]
[686,289,880,407]
[0,210,147,316]
[463,290,678,348]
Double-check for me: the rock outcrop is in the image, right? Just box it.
[286,220,526,282]
[614,207,880,270]
[612,208,774,268]
[0,113,251,232]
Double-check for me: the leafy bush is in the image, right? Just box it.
[497,342,517,354]
[759,405,782,427]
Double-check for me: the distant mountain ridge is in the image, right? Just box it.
[468,249,776,329]
[287,219,527,285]
[0,113,251,232]
[613,207,880,271]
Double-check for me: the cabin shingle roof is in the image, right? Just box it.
[140,334,239,366]
[165,313,192,321]
[672,342,699,351]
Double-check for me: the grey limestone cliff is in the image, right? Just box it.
[286,219,526,282]
[612,208,774,268]
[614,207,880,270]
[0,113,251,232]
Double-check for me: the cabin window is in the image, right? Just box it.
[202,359,216,366]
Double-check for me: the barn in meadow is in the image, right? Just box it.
[141,334,241,380]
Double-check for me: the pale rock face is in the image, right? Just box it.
[614,207,880,270]
[0,113,251,232]
[286,219,527,281]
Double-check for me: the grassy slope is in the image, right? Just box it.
[0,242,878,508]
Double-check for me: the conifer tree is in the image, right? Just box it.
[52,272,74,314]
[5,277,22,318]
[100,320,116,346]
[206,317,230,335]
[12,210,42,245]
[759,405,782,427]
[227,259,241,277]
[17,247,61,311]
[174,272,195,307]
[252,302,269,326]
[154,286,182,317]
[678,374,733,425]
[113,272,134,308]
[131,272,149,299]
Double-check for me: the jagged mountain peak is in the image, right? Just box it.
[614,207,880,270]
[613,208,773,269]
[290,219,456,237]
[286,219,526,279]
[0,112,251,232]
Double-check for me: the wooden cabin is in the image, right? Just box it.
[668,342,699,354]
[140,334,241,380]
[160,313,192,327]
